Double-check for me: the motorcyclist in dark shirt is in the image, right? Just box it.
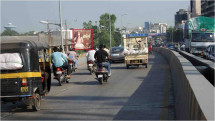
[94,44,111,76]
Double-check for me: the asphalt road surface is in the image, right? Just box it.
[1,52,175,120]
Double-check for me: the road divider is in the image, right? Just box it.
[153,47,214,120]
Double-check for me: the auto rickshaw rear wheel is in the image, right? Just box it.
[32,93,41,111]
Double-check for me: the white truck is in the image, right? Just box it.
[124,33,148,69]
[184,17,215,55]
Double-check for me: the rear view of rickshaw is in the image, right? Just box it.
[0,40,52,111]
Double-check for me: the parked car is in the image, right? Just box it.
[203,44,215,60]
[110,47,125,63]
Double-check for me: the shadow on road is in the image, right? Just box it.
[111,64,145,70]
[113,52,175,120]
[44,95,128,101]
[71,72,90,75]
[71,81,99,85]
[1,102,35,113]
[111,66,126,70]
[111,61,124,64]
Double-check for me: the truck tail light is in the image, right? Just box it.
[22,78,27,86]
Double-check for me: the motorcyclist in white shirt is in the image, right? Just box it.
[86,47,97,71]
[86,47,97,62]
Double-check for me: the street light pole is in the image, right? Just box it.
[47,24,51,46]
[172,28,174,44]
[40,20,63,47]
[120,14,127,46]
[120,15,122,46]
[109,1,111,50]
[59,0,64,52]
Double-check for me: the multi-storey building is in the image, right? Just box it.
[175,9,190,28]
[201,0,215,18]
[190,0,201,17]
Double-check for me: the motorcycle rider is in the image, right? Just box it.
[86,47,96,62]
[86,47,97,70]
[51,47,71,78]
[94,44,111,76]
[148,43,152,54]
[104,45,110,55]
[67,48,78,69]
[59,48,71,61]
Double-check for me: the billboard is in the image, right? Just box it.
[128,33,147,37]
[72,29,93,50]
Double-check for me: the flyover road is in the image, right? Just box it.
[1,52,175,120]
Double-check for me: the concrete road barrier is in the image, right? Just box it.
[153,47,214,120]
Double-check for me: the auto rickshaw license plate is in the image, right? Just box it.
[21,87,28,92]
[134,60,139,63]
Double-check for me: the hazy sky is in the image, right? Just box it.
[1,0,190,33]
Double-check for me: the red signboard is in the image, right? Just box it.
[72,29,93,50]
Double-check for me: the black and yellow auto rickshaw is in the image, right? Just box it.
[0,40,51,111]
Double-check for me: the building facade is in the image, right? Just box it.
[190,0,201,17]
[147,23,168,34]
[201,0,215,18]
[144,22,150,30]
[175,9,190,28]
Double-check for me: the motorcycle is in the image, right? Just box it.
[95,62,110,84]
[68,60,76,73]
[87,60,96,75]
[54,67,69,86]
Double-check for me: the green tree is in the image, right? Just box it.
[99,13,116,32]
[113,28,122,46]
[166,27,183,43]
[92,25,100,48]
[83,21,93,29]
[83,20,100,48]
[82,13,119,49]
[98,13,117,48]
[1,30,19,36]
[166,27,174,42]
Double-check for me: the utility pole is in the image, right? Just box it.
[172,28,173,44]
[65,20,68,52]
[59,0,64,52]
[47,23,51,46]
[109,1,111,50]
[120,14,127,46]
[121,15,122,46]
